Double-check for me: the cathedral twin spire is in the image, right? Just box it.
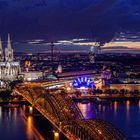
[0,34,13,62]
[0,37,4,61]
[7,34,12,50]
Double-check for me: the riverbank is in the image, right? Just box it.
[0,99,27,105]
[98,94,140,101]
[72,94,140,102]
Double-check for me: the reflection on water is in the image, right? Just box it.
[98,104,101,112]
[1,101,140,140]
[77,103,95,118]
[13,108,17,118]
[78,100,140,140]
[0,106,2,119]
[27,116,34,139]
[114,101,117,116]
[126,100,130,111]
[0,106,38,140]
[139,100,140,109]
[126,100,130,121]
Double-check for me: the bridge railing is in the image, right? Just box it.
[15,85,127,140]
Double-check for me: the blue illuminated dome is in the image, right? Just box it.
[72,76,94,89]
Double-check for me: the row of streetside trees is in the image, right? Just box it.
[0,79,23,102]
[65,88,140,96]
[0,90,12,101]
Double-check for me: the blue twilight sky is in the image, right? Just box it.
[0,0,140,52]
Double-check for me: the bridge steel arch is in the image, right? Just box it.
[15,83,126,140]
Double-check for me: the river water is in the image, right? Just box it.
[0,106,39,140]
[0,100,140,140]
[78,100,140,140]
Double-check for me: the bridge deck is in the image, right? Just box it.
[15,83,126,140]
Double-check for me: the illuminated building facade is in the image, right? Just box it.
[72,76,94,89]
[89,42,101,63]
[0,34,20,81]
[56,63,63,73]
[25,60,31,72]
[101,65,111,88]
[22,71,43,81]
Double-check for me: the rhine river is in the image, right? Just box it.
[0,100,140,140]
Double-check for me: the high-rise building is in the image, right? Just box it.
[56,63,63,73]
[101,65,111,88]
[89,42,101,63]
[0,34,20,81]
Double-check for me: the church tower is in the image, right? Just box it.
[5,34,13,62]
[0,34,20,81]
[0,37,4,61]
[56,63,63,73]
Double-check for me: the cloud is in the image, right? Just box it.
[10,37,140,54]
[103,46,129,50]
[0,0,140,45]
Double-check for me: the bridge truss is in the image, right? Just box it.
[15,83,126,140]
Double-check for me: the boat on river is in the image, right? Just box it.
[81,100,90,104]
[95,97,111,105]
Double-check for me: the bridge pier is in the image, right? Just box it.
[16,84,127,140]
[53,130,59,140]
[22,105,35,115]
[29,106,33,114]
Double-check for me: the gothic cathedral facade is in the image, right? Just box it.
[0,34,20,81]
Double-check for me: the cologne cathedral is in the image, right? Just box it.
[0,34,20,81]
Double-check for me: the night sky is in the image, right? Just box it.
[0,0,140,52]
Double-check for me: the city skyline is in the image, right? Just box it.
[0,31,139,53]
[0,1,140,140]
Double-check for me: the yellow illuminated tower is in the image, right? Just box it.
[25,60,31,72]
